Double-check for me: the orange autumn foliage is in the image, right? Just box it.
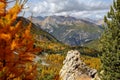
[0,0,40,80]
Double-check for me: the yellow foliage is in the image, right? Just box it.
[0,33,11,40]
[11,40,17,50]
[81,56,101,70]
[0,0,40,79]
[37,54,65,80]
[0,1,6,16]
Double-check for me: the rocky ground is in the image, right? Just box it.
[59,50,99,80]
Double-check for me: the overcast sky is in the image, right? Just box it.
[22,0,113,20]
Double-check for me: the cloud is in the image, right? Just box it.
[71,10,107,20]
[53,10,108,20]
[25,0,112,20]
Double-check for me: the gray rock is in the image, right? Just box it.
[59,50,98,80]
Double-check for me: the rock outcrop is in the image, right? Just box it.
[59,50,97,80]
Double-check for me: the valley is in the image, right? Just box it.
[29,15,104,46]
[0,0,118,80]
[16,16,102,80]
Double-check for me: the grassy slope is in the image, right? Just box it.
[84,39,100,50]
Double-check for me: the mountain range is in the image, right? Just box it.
[29,15,104,46]
[15,17,59,43]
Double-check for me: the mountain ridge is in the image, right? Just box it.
[29,15,103,46]
[16,17,61,43]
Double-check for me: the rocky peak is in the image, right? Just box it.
[59,50,97,80]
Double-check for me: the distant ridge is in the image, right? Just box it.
[15,17,59,42]
[29,15,103,46]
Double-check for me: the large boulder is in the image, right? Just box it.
[59,50,97,80]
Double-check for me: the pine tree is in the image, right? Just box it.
[99,0,120,80]
[0,0,40,79]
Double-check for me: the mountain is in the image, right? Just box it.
[96,19,104,26]
[16,17,59,42]
[81,18,104,25]
[30,15,103,46]
[15,17,71,54]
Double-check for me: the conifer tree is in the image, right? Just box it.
[99,0,120,80]
[0,0,40,79]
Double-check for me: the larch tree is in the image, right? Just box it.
[0,0,40,80]
[99,0,120,80]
